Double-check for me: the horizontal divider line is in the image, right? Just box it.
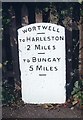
[37,33,45,34]
[38,53,45,54]
[39,74,46,76]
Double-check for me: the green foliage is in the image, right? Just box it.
[2,87,14,105]
[2,9,11,29]
[2,79,15,105]
[3,18,10,26]
[71,80,83,106]
[80,9,83,17]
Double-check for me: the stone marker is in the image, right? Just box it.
[18,23,66,104]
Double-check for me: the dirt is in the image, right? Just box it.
[2,103,83,119]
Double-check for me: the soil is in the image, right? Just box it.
[2,103,83,119]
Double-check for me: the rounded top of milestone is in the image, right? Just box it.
[18,23,65,34]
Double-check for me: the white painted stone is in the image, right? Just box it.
[18,23,66,104]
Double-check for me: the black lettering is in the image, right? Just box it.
[45,67,49,71]
[29,65,33,71]
[32,26,36,31]
[32,37,35,41]
[53,45,56,50]
[42,58,46,62]
[27,45,30,50]
[40,37,43,41]
[48,26,51,31]
[53,58,56,62]
[48,58,51,62]
[22,29,27,33]
[42,26,48,30]
[23,39,25,42]
[53,27,56,31]
[28,27,32,32]
[50,67,53,71]
[48,45,50,50]
[57,58,61,62]
[37,26,41,30]
[60,36,64,40]
[38,58,42,62]
[36,65,42,71]
[47,36,51,41]
[26,37,31,41]
[55,36,59,41]
[43,46,47,50]
[27,59,30,63]
[43,37,46,41]
[23,59,26,62]
[35,45,40,50]
[36,37,39,41]
[52,36,54,40]
[57,28,60,32]
[32,57,36,62]
[19,39,21,42]
[54,67,58,71]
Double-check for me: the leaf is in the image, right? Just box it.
[41,104,54,109]
[74,81,79,88]
[78,0,83,3]
[72,100,78,106]
[0,63,2,69]
[42,104,49,109]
